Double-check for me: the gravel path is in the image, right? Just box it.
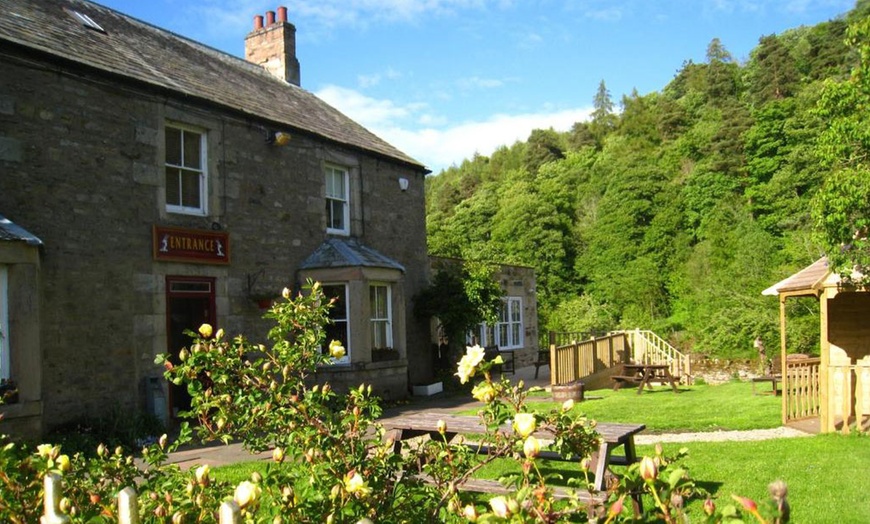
[634,426,813,444]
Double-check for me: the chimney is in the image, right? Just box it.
[245,6,300,86]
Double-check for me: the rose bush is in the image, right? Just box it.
[0,281,789,522]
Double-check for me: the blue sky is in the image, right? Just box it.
[95,0,853,173]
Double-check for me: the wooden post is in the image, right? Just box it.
[40,473,70,524]
[118,487,140,524]
[779,296,788,426]
[549,331,556,386]
[220,500,241,524]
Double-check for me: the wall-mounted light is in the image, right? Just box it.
[266,131,292,146]
[398,177,409,191]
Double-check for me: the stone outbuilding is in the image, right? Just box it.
[0,0,431,438]
[763,257,870,433]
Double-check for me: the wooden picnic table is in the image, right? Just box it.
[612,363,680,395]
[384,412,645,493]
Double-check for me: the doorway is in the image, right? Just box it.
[166,276,215,419]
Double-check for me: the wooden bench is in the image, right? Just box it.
[751,353,809,395]
[533,349,550,379]
[484,345,515,374]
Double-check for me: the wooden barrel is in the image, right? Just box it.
[552,381,584,402]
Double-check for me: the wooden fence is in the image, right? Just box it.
[783,357,821,424]
[549,332,629,385]
[825,361,870,434]
[40,472,243,524]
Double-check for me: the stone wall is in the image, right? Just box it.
[0,54,428,433]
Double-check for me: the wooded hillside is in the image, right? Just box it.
[425,2,870,358]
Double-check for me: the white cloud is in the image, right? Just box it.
[456,76,505,90]
[317,84,592,173]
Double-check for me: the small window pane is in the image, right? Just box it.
[180,170,201,208]
[183,131,201,169]
[165,127,181,165]
[165,167,181,206]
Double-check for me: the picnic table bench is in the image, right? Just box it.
[612,363,680,394]
[384,412,645,495]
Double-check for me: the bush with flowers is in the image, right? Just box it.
[0,281,789,522]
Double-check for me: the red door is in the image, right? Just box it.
[166,276,215,419]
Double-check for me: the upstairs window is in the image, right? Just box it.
[325,165,349,235]
[370,284,392,349]
[322,284,350,364]
[165,124,207,215]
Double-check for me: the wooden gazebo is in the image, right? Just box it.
[763,257,870,433]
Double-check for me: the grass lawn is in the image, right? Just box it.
[470,434,870,523]
[458,380,782,433]
[212,380,870,521]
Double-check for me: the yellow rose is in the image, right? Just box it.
[198,323,213,338]
[282,287,291,299]
[513,413,537,438]
[436,419,447,434]
[471,382,497,403]
[639,456,658,482]
[561,399,575,412]
[455,357,476,384]
[56,454,71,473]
[465,344,486,367]
[462,504,479,521]
[328,340,346,359]
[344,471,371,498]
[37,444,54,459]
[234,480,261,508]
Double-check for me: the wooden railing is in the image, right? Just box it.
[783,357,821,423]
[40,472,244,524]
[548,329,690,386]
[549,332,629,385]
[623,329,691,382]
[825,361,870,434]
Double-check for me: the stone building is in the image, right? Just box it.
[0,0,431,438]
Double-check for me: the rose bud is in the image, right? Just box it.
[462,504,479,521]
[195,464,210,486]
[282,287,291,299]
[608,495,625,518]
[234,481,262,509]
[273,447,285,463]
[437,419,447,434]
[489,496,510,518]
[561,399,575,412]
[97,444,107,458]
[731,495,758,513]
[703,498,716,516]
[56,454,71,473]
[523,435,541,459]
[158,434,168,450]
[639,456,658,482]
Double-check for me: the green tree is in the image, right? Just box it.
[812,16,870,283]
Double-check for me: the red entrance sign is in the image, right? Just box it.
[153,226,230,265]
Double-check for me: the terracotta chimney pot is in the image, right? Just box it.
[266,10,275,25]
[253,15,263,30]
[277,7,287,23]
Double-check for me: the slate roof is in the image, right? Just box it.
[0,0,426,171]
[0,215,43,246]
[300,238,405,272]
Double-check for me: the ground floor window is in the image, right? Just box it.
[473,297,523,350]
[0,266,8,381]
[322,284,350,364]
[370,284,392,349]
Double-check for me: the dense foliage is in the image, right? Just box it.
[426,3,870,358]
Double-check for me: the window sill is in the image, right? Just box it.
[0,399,42,419]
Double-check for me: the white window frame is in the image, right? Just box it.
[0,266,9,381]
[165,122,208,216]
[322,283,350,364]
[370,283,393,349]
[473,297,523,350]
[325,164,350,235]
